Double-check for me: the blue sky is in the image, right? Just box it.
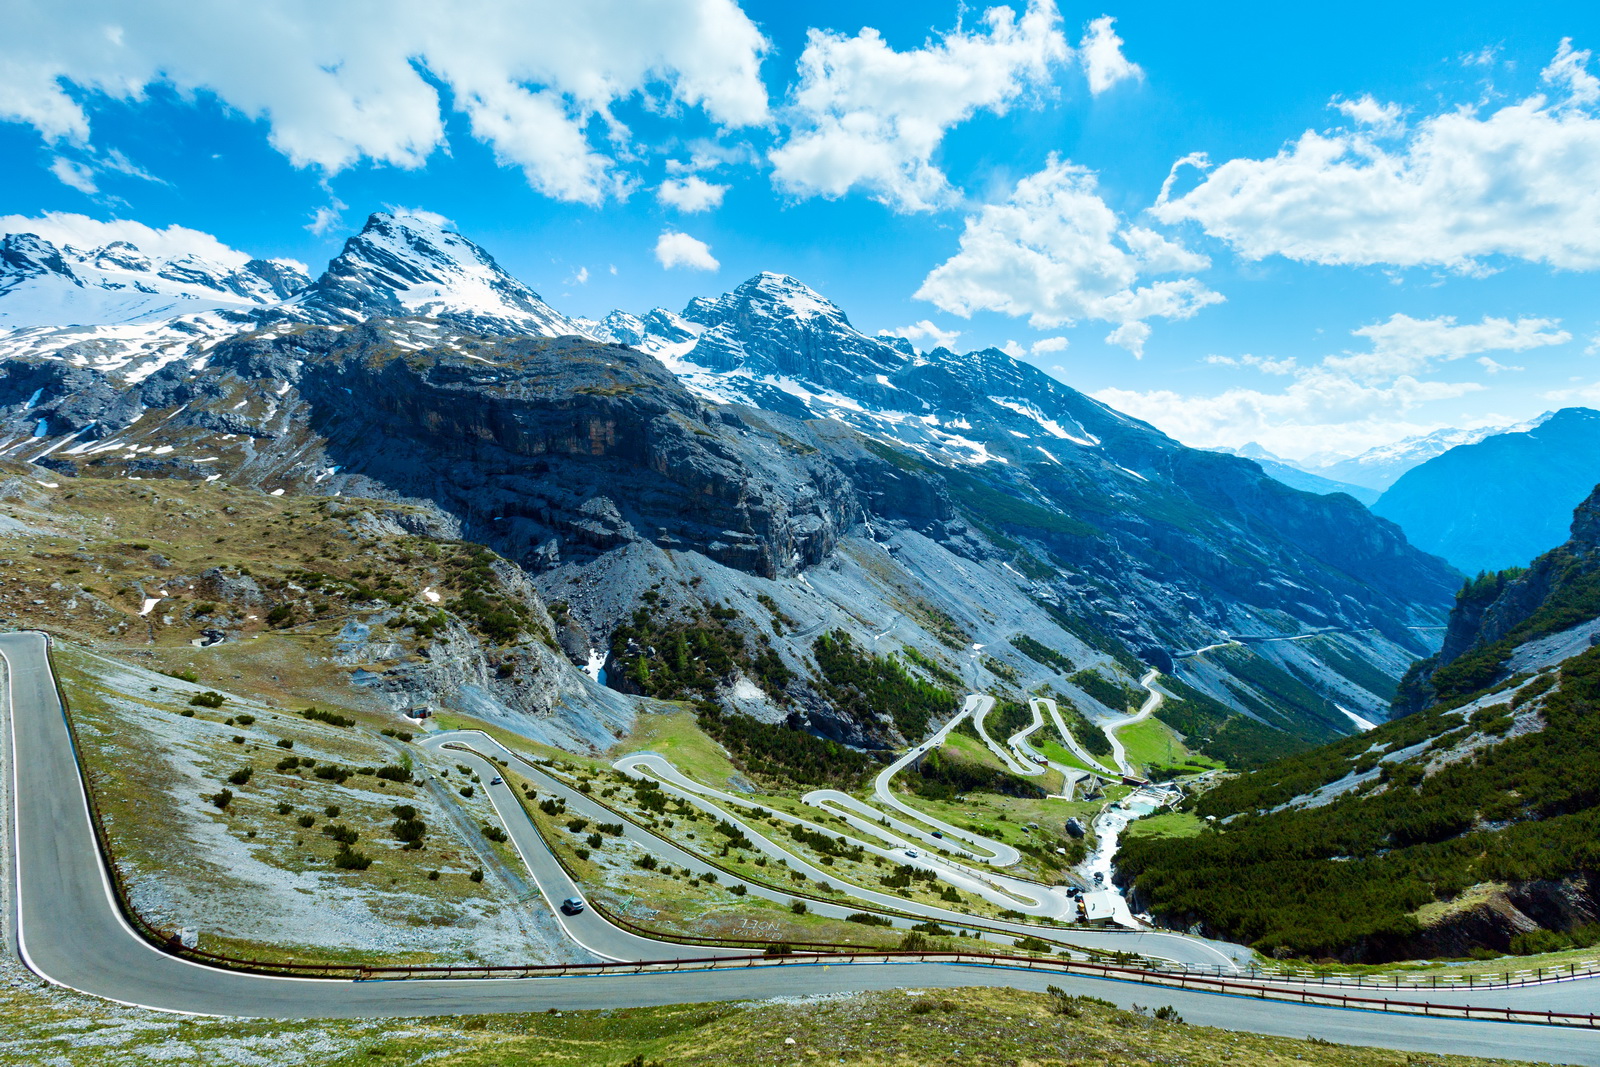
[3,1,1600,460]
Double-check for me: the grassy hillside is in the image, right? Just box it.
[1120,647,1600,961]
[0,968,1539,1067]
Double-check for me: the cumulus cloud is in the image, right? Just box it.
[1330,94,1403,135]
[769,0,1069,212]
[306,203,345,236]
[48,157,98,194]
[658,175,729,212]
[914,154,1221,355]
[1154,41,1600,270]
[885,319,962,351]
[0,0,770,204]
[655,230,720,271]
[1095,312,1573,458]
[0,210,254,265]
[1339,313,1569,379]
[567,266,590,285]
[1078,16,1141,94]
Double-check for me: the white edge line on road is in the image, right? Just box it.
[429,738,632,964]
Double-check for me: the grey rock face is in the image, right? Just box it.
[253,326,863,581]
[1436,481,1600,666]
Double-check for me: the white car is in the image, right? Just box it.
[904,848,919,859]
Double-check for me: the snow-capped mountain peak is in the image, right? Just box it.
[574,307,701,356]
[0,229,311,330]
[1303,412,1558,491]
[287,211,578,336]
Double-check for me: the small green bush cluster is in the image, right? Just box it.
[1011,635,1076,675]
[301,707,355,728]
[812,629,955,740]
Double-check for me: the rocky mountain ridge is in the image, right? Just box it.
[0,211,1457,752]
[1372,407,1600,574]
[1283,413,1555,492]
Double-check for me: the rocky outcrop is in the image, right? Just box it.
[240,325,865,580]
[1434,484,1600,667]
[1407,877,1600,960]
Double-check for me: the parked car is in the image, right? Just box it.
[561,897,585,915]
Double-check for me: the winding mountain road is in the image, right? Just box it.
[1102,669,1164,777]
[6,631,1600,1065]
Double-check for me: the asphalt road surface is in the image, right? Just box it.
[5,631,1600,1065]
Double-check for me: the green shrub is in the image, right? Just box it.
[469,868,483,883]
[846,912,892,927]
[301,707,355,728]
[189,691,226,708]
[332,846,372,870]
[297,814,316,828]
[227,767,253,786]
[210,788,233,809]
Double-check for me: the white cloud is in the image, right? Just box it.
[1155,41,1600,271]
[1000,336,1071,358]
[885,319,962,350]
[1095,312,1571,458]
[769,0,1069,212]
[1096,378,1484,459]
[567,266,590,285]
[1205,353,1299,375]
[1544,38,1600,107]
[915,154,1221,352]
[1078,16,1141,94]
[1338,313,1569,379]
[1331,94,1402,135]
[0,0,770,204]
[1476,356,1522,374]
[306,204,345,236]
[658,175,729,212]
[0,210,252,265]
[655,230,720,271]
[1544,381,1600,404]
[48,157,97,194]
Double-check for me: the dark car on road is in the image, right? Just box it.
[561,897,585,915]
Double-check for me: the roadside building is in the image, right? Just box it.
[1079,889,1119,927]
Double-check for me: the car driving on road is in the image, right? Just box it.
[561,897,585,914]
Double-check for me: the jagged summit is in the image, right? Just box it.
[0,229,309,330]
[285,212,579,336]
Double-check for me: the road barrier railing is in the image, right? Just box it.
[456,738,1600,993]
[30,634,1600,1029]
[444,740,1129,964]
